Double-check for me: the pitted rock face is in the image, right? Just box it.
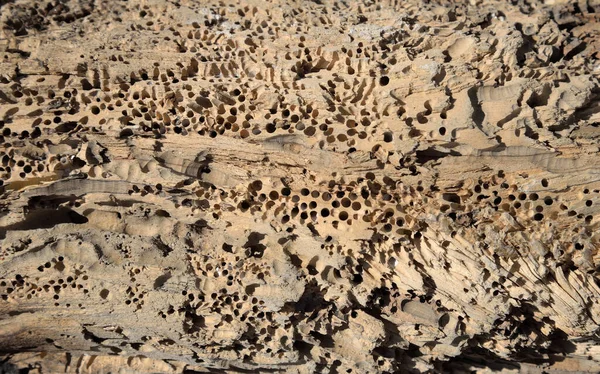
[1,0,600,373]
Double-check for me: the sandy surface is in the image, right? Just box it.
[1,0,600,372]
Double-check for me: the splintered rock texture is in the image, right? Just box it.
[1,0,600,373]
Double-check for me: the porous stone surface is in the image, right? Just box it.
[1,0,600,373]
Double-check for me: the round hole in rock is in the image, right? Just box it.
[379,76,390,86]
[341,198,351,208]
[251,180,263,191]
[304,126,316,136]
[438,313,450,328]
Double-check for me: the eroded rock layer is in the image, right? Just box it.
[1,0,600,373]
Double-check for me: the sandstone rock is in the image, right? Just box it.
[1,0,600,373]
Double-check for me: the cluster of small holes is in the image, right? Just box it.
[124,268,146,310]
[1,1,598,372]
[0,256,91,309]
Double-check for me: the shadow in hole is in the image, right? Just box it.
[439,346,521,373]
[0,360,20,374]
[243,232,266,258]
[0,207,88,239]
[439,302,577,372]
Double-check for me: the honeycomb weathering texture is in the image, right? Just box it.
[1,0,600,372]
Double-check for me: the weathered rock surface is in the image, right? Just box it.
[1,0,600,373]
